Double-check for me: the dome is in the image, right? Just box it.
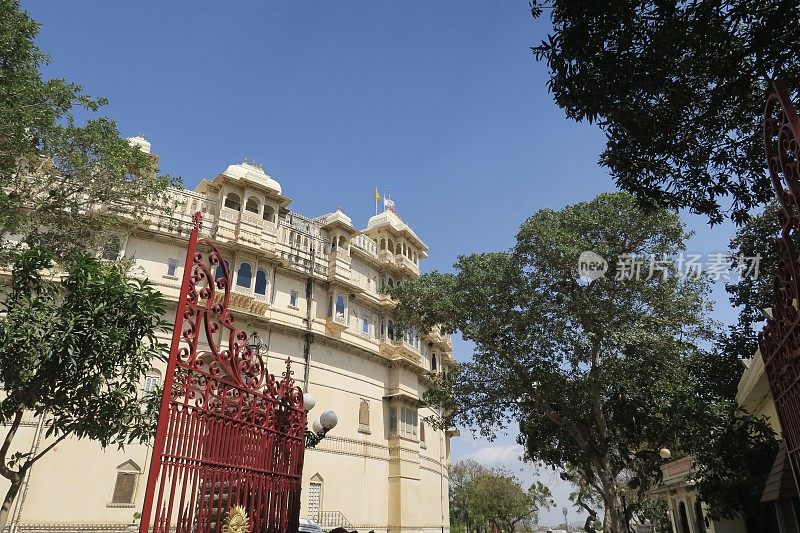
[127,135,151,154]
[221,161,282,194]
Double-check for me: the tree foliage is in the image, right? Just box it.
[530,0,800,225]
[0,1,177,526]
[393,192,716,531]
[449,460,552,532]
[0,0,174,262]
[0,248,169,527]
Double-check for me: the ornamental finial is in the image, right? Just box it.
[192,211,203,229]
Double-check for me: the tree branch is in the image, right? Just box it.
[589,335,609,440]
[496,345,592,452]
[23,431,67,471]
[0,410,23,481]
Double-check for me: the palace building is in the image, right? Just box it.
[0,137,455,533]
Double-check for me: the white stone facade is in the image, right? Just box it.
[1,155,454,533]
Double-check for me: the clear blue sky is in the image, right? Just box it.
[24,1,742,526]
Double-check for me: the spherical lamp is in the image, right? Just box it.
[659,448,672,460]
[312,419,323,434]
[320,410,339,430]
[303,393,316,412]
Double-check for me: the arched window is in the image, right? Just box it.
[387,239,395,253]
[387,320,394,341]
[431,354,437,372]
[335,294,345,319]
[380,238,386,250]
[387,278,394,288]
[359,399,370,429]
[362,318,369,334]
[263,205,276,222]
[245,197,259,213]
[380,319,385,337]
[396,243,402,255]
[102,235,121,260]
[255,269,268,295]
[236,262,252,288]
[338,236,348,250]
[215,260,231,284]
[224,193,241,211]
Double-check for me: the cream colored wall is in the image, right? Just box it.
[1,178,452,533]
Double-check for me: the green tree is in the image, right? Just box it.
[529,0,800,225]
[0,2,178,525]
[466,467,552,532]
[392,193,715,532]
[450,459,490,533]
[0,0,174,262]
[0,248,169,528]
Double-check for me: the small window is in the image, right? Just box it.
[111,461,140,505]
[359,399,370,434]
[245,198,259,213]
[420,420,426,443]
[166,259,178,277]
[263,205,276,222]
[335,294,345,319]
[290,290,298,307]
[237,262,252,288]
[400,406,418,439]
[224,193,241,211]
[255,270,268,295]
[389,406,397,433]
[214,260,231,284]
[102,235,121,260]
[431,354,437,372]
[387,320,394,341]
[362,318,369,334]
[144,374,159,393]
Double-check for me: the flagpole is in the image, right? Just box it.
[375,188,378,216]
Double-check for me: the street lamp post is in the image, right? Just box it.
[301,393,338,448]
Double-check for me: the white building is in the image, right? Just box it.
[1,139,455,533]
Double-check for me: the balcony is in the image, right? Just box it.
[214,286,270,316]
[350,235,378,260]
[429,325,452,350]
[379,337,420,364]
[396,339,421,363]
[325,314,348,335]
[394,254,420,276]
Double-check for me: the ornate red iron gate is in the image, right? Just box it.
[761,80,800,489]
[139,213,307,533]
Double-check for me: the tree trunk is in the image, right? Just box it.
[0,478,23,532]
[597,464,627,533]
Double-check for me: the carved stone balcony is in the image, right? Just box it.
[394,254,420,276]
[213,286,270,316]
[325,315,348,335]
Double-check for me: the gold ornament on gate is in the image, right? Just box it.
[222,504,249,533]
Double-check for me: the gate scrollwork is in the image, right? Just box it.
[139,213,307,533]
